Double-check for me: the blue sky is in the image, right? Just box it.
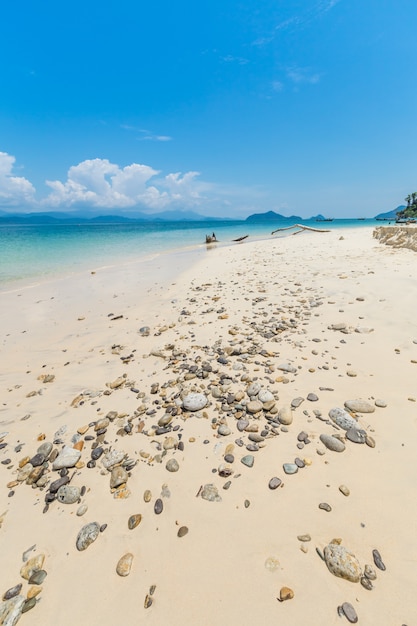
[0,0,416,218]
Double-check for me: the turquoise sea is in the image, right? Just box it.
[0,218,382,287]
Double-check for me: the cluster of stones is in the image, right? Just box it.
[319,400,377,455]
[320,538,387,621]
[0,552,46,625]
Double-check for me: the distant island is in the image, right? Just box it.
[245,210,303,222]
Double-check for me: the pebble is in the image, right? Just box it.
[346,428,367,444]
[291,397,304,409]
[307,393,318,402]
[56,485,81,504]
[372,548,386,571]
[154,498,164,514]
[374,398,387,408]
[166,459,179,472]
[237,418,249,431]
[182,393,207,412]
[116,553,133,577]
[340,602,358,623]
[218,424,231,436]
[329,407,358,430]
[268,477,282,490]
[283,463,298,475]
[76,504,88,516]
[324,542,361,582]
[364,564,377,580]
[144,490,152,502]
[279,587,294,602]
[246,400,263,414]
[365,435,376,448]
[76,522,100,551]
[297,534,311,542]
[247,382,261,396]
[264,556,280,571]
[344,399,375,414]
[102,450,126,470]
[22,597,37,614]
[52,446,81,470]
[278,406,293,425]
[20,554,45,580]
[339,485,350,496]
[319,434,346,452]
[177,526,189,537]
[258,389,274,403]
[360,576,373,590]
[128,514,142,530]
[241,455,254,468]
[2,585,22,601]
[201,483,222,502]
[28,570,46,585]
[110,466,128,489]
[319,502,332,512]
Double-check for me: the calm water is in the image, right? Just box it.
[0,218,381,287]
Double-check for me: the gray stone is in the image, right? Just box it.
[28,569,47,585]
[52,446,81,470]
[76,522,100,551]
[0,595,25,626]
[372,548,386,571]
[278,406,293,425]
[237,418,249,431]
[246,382,261,397]
[165,458,179,472]
[346,428,367,444]
[319,433,346,452]
[201,483,222,502]
[182,393,207,412]
[324,542,361,582]
[218,424,231,436]
[344,399,375,413]
[2,586,22,601]
[241,455,254,468]
[329,407,358,430]
[291,397,305,408]
[277,363,297,373]
[268,477,282,490]
[102,449,126,470]
[258,389,274,403]
[56,485,81,504]
[374,398,387,408]
[283,463,298,474]
[341,602,358,623]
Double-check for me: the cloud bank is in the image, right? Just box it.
[0,152,36,206]
[0,151,211,213]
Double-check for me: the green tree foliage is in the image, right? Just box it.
[397,193,417,219]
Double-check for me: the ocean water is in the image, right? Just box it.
[0,218,381,288]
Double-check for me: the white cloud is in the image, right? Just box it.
[287,66,321,85]
[0,152,36,206]
[44,158,209,211]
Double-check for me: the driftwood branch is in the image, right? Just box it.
[232,235,249,242]
[271,223,330,235]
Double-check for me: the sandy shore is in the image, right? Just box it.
[0,226,416,625]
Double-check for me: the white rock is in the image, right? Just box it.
[52,446,81,470]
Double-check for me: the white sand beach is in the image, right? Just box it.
[0,226,416,625]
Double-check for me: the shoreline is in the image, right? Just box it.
[0,226,416,625]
